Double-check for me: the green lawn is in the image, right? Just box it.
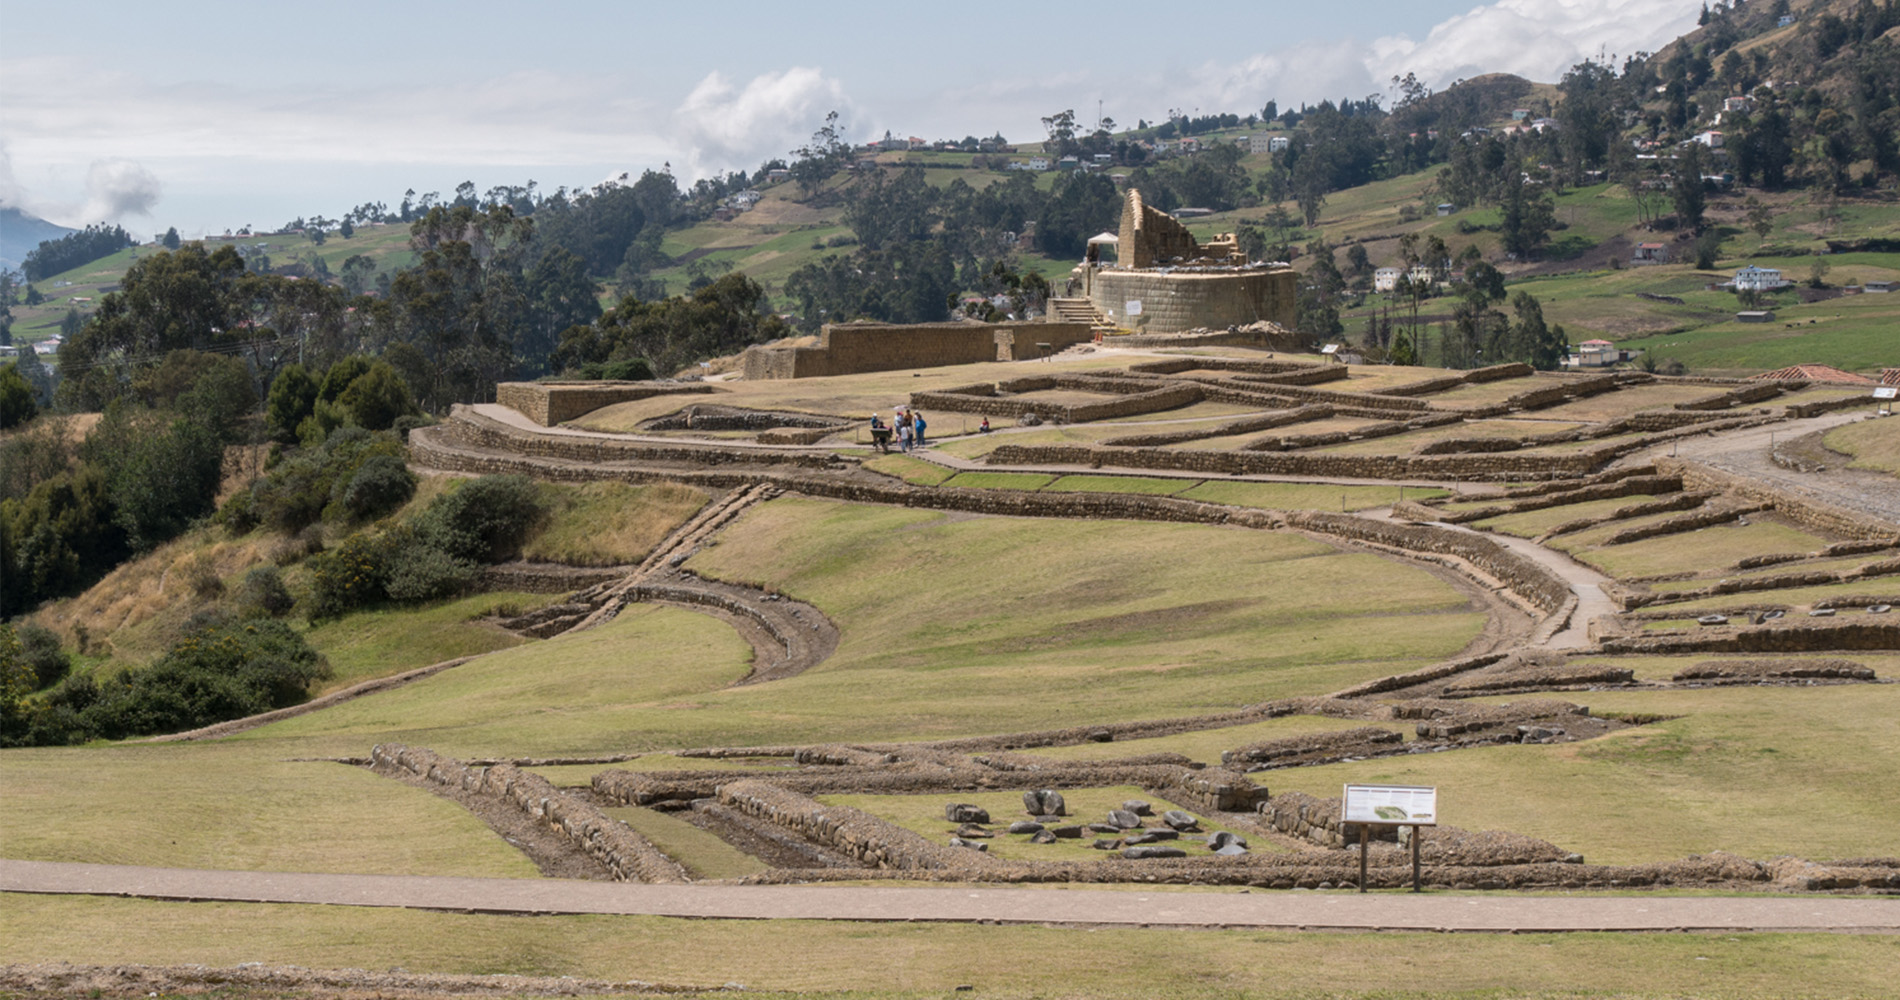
[9,895,1900,999]
[601,804,769,880]
[301,590,558,692]
[0,742,536,877]
[522,480,710,566]
[941,471,1057,490]
[1473,494,1662,538]
[1178,480,1447,512]
[1825,417,1900,479]
[1266,684,1900,865]
[1577,520,1831,580]
[1041,474,1196,495]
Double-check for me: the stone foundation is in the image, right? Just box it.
[495,381,714,426]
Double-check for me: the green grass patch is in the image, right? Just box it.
[600,805,768,880]
[301,590,558,693]
[1659,579,1900,613]
[1577,520,1830,580]
[1178,480,1445,512]
[0,743,537,877]
[863,454,956,485]
[1825,418,1900,479]
[1042,474,1196,495]
[941,471,1056,490]
[7,895,1900,998]
[1267,684,1900,864]
[1027,714,1400,766]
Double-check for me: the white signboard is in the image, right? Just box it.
[1874,387,1898,400]
[1343,783,1437,826]
[1124,300,1143,316]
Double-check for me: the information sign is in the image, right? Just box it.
[1124,300,1143,316]
[1343,784,1437,826]
[1874,387,1898,400]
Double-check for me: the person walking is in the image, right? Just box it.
[897,416,914,453]
[913,411,927,448]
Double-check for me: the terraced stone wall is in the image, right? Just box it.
[741,322,1093,379]
[1659,458,1900,540]
[496,381,714,426]
[369,744,687,882]
[984,442,1609,481]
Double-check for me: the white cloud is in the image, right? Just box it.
[1373,0,1705,91]
[77,158,162,224]
[671,67,850,176]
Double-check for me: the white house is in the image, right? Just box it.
[1028,157,1050,171]
[1268,136,1290,153]
[1733,266,1788,292]
[1723,96,1754,113]
[1373,267,1403,292]
[1694,130,1725,149]
[1574,339,1620,368]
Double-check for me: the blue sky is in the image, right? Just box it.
[0,0,1703,238]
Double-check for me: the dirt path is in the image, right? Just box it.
[1636,411,1900,525]
[4,860,1895,932]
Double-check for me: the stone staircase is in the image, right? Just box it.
[1047,297,1110,329]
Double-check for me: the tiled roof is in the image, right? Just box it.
[1748,364,1876,384]
[1881,368,1900,386]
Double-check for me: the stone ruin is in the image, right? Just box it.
[1072,188,1298,334]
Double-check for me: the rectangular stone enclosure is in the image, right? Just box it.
[741,322,1094,380]
[496,381,715,426]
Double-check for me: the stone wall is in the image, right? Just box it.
[984,441,1613,482]
[740,321,1093,380]
[1659,458,1900,541]
[1597,621,1900,654]
[434,405,841,469]
[1086,268,1297,334]
[369,743,687,883]
[911,381,1202,422]
[496,381,714,426]
[715,780,997,871]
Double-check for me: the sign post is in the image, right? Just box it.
[1343,783,1438,892]
[1874,386,1896,417]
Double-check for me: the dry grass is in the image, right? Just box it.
[600,805,768,880]
[1026,713,1397,765]
[1473,494,1664,537]
[1175,480,1445,511]
[5,895,1898,998]
[521,481,711,566]
[29,529,272,665]
[1526,382,1731,422]
[1825,417,1900,479]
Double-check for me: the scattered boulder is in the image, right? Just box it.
[1007,821,1045,835]
[944,803,990,824]
[955,823,993,839]
[1162,810,1201,831]
[1086,729,1113,742]
[1517,725,1565,743]
[948,837,988,851]
[1029,829,1058,845]
[1122,845,1188,859]
[1022,789,1067,816]
[1091,838,1121,850]
[1051,825,1084,839]
[1122,799,1153,816]
[1106,809,1142,830]
[1088,822,1122,834]
[1124,830,1179,845]
[1207,831,1249,855]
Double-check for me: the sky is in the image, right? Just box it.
[0,0,1706,240]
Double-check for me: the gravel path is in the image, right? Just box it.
[5,860,1896,932]
[1640,411,1900,525]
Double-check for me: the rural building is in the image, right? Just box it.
[1631,242,1668,264]
[1863,280,1895,293]
[1694,130,1724,148]
[1572,339,1622,368]
[1723,96,1754,113]
[1373,267,1402,292]
[1733,266,1788,291]
[1737,310,1775,323]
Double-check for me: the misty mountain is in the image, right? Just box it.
[0,207,78,274]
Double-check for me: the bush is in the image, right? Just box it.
[14,622,69,690]
[391,414,434,441]
[174,552,225,600]
[234,565,294,618]
[270,524,326,566]
[383,528,479,603]
[303,531,389,621]
[217,487,261,535]
[0,364,38,430]
[336,362,417,431]
[265,364,319,444]
[78,617,328,740]
[414,475,545,563]
[337,454,416,520]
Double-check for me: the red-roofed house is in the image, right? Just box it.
[1631,242,1668,264]
[1747,364,1876,384]
[1881,368,1900,386]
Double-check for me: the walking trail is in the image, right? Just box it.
[4,860,1896,933]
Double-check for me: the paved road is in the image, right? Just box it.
[5,860,1896,933]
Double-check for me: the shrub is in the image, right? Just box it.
[318,356,373,403]
[217,487,260,535]
[303,531,389,621]
[270,524,326,566]
[414,475,545,563]
[174,552,225,600]
[575,357,655,381]
[234,565,294,618]
[391,414,434,441]
[0,364,37,430]
[14,624,71,690]
[78,617,328,740]
[383,528,479,603]
[265,364,319,444]
[337,454,416,520]
[337,362,417,431]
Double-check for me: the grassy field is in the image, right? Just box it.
[1267,684,1900,864]
[0,742,536,876]
[301,590,557,692]
[1473,494,1662,537]
[1176,480,1447,511]
[8,895,1899,999]
[602,804,769,880]
[1575,519,1832,579]
[1825,417,1900,478]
